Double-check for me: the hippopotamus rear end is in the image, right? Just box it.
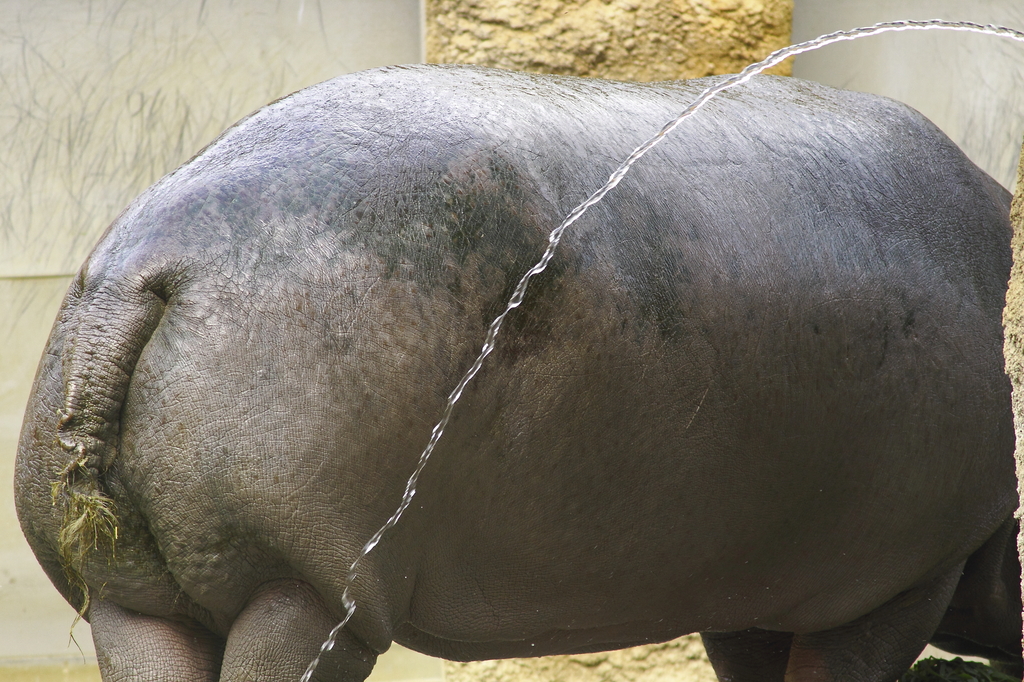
[15,65,1020,681]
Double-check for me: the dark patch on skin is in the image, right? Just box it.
[434,152,573,357]
[339,147,570,353]
[138,134,574,372]
[877,323,890,370]
[607,236,689,341]
[903,309,916,338]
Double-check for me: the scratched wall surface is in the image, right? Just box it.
[0,0,422,277]
[792,0,1024,191]
[0,0,426,672]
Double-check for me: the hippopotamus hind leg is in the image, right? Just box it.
[219,579,377,682]
[929,517,1023,676]
[701,628,792,681]
[785,567,962,681]
[90,597,225,682]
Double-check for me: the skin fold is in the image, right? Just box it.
[15,65,1021,681]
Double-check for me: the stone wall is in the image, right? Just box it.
[425,0,793,81]
[1003,141,1024,645]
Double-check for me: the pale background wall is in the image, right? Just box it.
[792,0,1024,191]
[0,2,435,679]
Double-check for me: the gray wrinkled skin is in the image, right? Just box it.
[15,65,1021,681]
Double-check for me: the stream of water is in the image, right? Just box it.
[300,19,1024,682]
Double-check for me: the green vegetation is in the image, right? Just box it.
[900,658,1019,682]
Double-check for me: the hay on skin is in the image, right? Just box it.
[50,455,118,622]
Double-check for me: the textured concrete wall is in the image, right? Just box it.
[425,0,793,81]
[1003,141,1024,649]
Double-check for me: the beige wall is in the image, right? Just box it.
[1003,144,1024,654]
[792,0,1024,191]
[425,0,793,80]
[1,0,421,279]
[0,1,434,677]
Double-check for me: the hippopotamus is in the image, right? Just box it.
[15,64,1022,682]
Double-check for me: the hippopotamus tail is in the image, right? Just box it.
[930,517,1024,675]
[47,258,174,613]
